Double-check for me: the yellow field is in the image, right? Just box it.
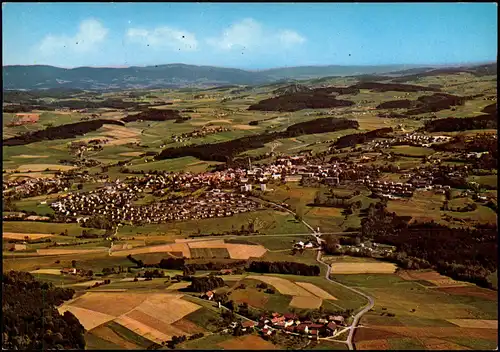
[111,241,266,260]
[331,262,397,274]
[114,315,170,343]
[61,292,203,344]
[119,152,144,157]
[111,243,191,258]
[15,164,77,172]
[29,268,62,275]
[11,154,49,159]
[89,324,141,349]
[58,305,115,330]
[71,292,149,316]
[6,172,56,179]
[447,319,498,329]
[233,124,259,130]
[187,239,226,248]
[289,295,323,309]
[398,270,469,287]
[100,125,141,145]
[247,275,314,296]
[135,293,200,324]
[3,232,55,240]
[126,309,187,337]
[296,282,337,300]
[166,282,191,290]
[37,248,108,256]
[225,243,267,259]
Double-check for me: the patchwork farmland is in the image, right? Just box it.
[58,292,205,345]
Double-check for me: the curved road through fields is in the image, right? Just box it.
[257,197,375,350]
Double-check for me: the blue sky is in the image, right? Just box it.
[2,2,497,69]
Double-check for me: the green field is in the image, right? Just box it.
[117,209,307,237]
[105,321,154,348]
[389,145,435,157]
[2,221,104,236]
[85,331,124,350]
[183,306,225,333]
[467,174,498,189]
[236,235,310,250]
[177,333,231,350]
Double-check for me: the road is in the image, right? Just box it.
[258,197,374,350]
[316,249,374,350]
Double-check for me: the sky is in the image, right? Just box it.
[2,2,498,69]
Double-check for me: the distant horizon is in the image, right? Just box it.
[2,3,497,68]
[2,60,496,71]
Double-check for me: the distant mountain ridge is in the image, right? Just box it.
[2,62,495,91]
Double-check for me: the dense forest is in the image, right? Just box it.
[332,127,393,149]
[423,114,497,132]
[2,98,162,113]
[247,89,354,112]
[352,82,440,92]
[376,99,414,109]
[2,271,85,350]
[358,202,498,288]
[3,119,125,146]
[435,133,497,155]
[247,261,320,276]
[121,108,182,123]
[188,276,226,292]
[377,93,467,116]
[155,117,359,162]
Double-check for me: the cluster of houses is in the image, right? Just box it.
[171,126,231,142]
[335,241,396,256]
[50,181,263,224]
[256,312,346,339]
[3,177,73,199]
[355,133,452,152]
[362,178,416,199]
[218,312,347,339]
[68,139,108,157]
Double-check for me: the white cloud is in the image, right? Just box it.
[126,26,198,51]
[207,18,306,52]
[278,30,306,47]
[39,19,108,55]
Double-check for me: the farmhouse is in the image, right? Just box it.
[202,290,215,300]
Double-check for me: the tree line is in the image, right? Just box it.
[155,117,359,162]
[247,261,320,276]
[3,119,125,147]
[423,114,496,132]
[332,127,393,149]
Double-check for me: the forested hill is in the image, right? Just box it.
[2,271,86,350]
[4,63,425,90]
[4,62,495,90]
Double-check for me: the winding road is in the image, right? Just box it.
[258,197,375,350]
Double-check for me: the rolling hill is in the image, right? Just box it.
[3,62,495,91]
